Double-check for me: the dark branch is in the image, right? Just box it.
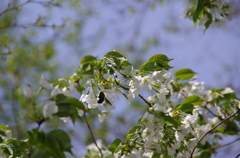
[83,113,103,157]
[139,94,152,107]
[190,107,240,158]
[213,137,240,150]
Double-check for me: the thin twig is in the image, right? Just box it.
[0,23,64,29]
[0,1,29,16]
[139,94,152,107]
[83,113,103,157]
[202,104,218,117]
[118,83,152,107]
[190,108,240,158]
[213,138,240,150]
[0,0,59,17]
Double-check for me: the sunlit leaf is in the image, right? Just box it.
[140,61,162,73]
[149,54,173,62]
[176,103,194,114]
[182,96,205,105]
[104,51,126,59]
[175,68,196,80]
[164,116,181,127]
[109,138,121,153]
[80,55,97,64]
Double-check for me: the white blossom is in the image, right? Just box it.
[175,131,184,142]
[23,85,34,98]
[40,74,53,90]
[98,110,112,122]
[43,101,58,119]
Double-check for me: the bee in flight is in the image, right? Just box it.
[97,92,112,105]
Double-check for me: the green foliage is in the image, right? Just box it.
[199,150,211,158]
[182,96,205,105]
[27,129,72,158]
[0,139,28,158]
[151,152,161,158]
[80,55,97,64]
[175,68,196,80]
[176,103,194,114]
[140,54,173,73]
[104,51,132,69]
[0,125,10,130]
[52,94,85,122]
[204,12,213,31]
[128,126,142,134]
[108,138,122,153]
[163,115,181,128]
[193,0,206,24]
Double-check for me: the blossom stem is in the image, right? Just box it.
[190,108,240,158]
[83,113,103,157]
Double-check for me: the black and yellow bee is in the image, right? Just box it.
[97,92,112,105]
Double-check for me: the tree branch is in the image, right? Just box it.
[213,137,240,150]
[139,94,152,107]
[190,108,240,158]
[0,0,59,17]
[83,113,103,157]
[0,23,65,29]
[0,1,29,16]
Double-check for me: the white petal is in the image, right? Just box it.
[40,74,53,90]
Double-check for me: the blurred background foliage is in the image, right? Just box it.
[0,0,240,157]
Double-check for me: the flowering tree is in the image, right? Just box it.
[0,0,239,158]
[1,51,239,158]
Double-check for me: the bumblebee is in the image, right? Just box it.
[97,92,112,105]
[97,92,105,104]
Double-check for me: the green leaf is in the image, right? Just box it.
[149,54,173,62]
[156,60,173,70]
[121,60,132,66]
[128,126,141,134]
[152,152,161,158]
[81,64,94,75]
[0,139,29,157]
[80,55,97,64]
[224,121,239,135]
[0,137,3,143]
[53,94,85,122]
[48,130,72,153]
[0,144,12,156]
[140,61,162,73]
[163,116,181,127]
[0,129,6,136]
[109,138,121,153]
[54,94,85,111]
[27,129,46,146]
[215,127,224,133]
[199,150,211,158]
[175,68,196,80]
[176,103,194,114]
[0,125,10,130]
[30,149,51,158]
[28,129,72,158]
[104,51,126,59]
[148,54,173,70]
[193,0,205,24]
[182,96,205,105]
[234,112,240,121]
[204,12,212,31]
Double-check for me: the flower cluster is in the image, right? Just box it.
[18,52,240,158]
